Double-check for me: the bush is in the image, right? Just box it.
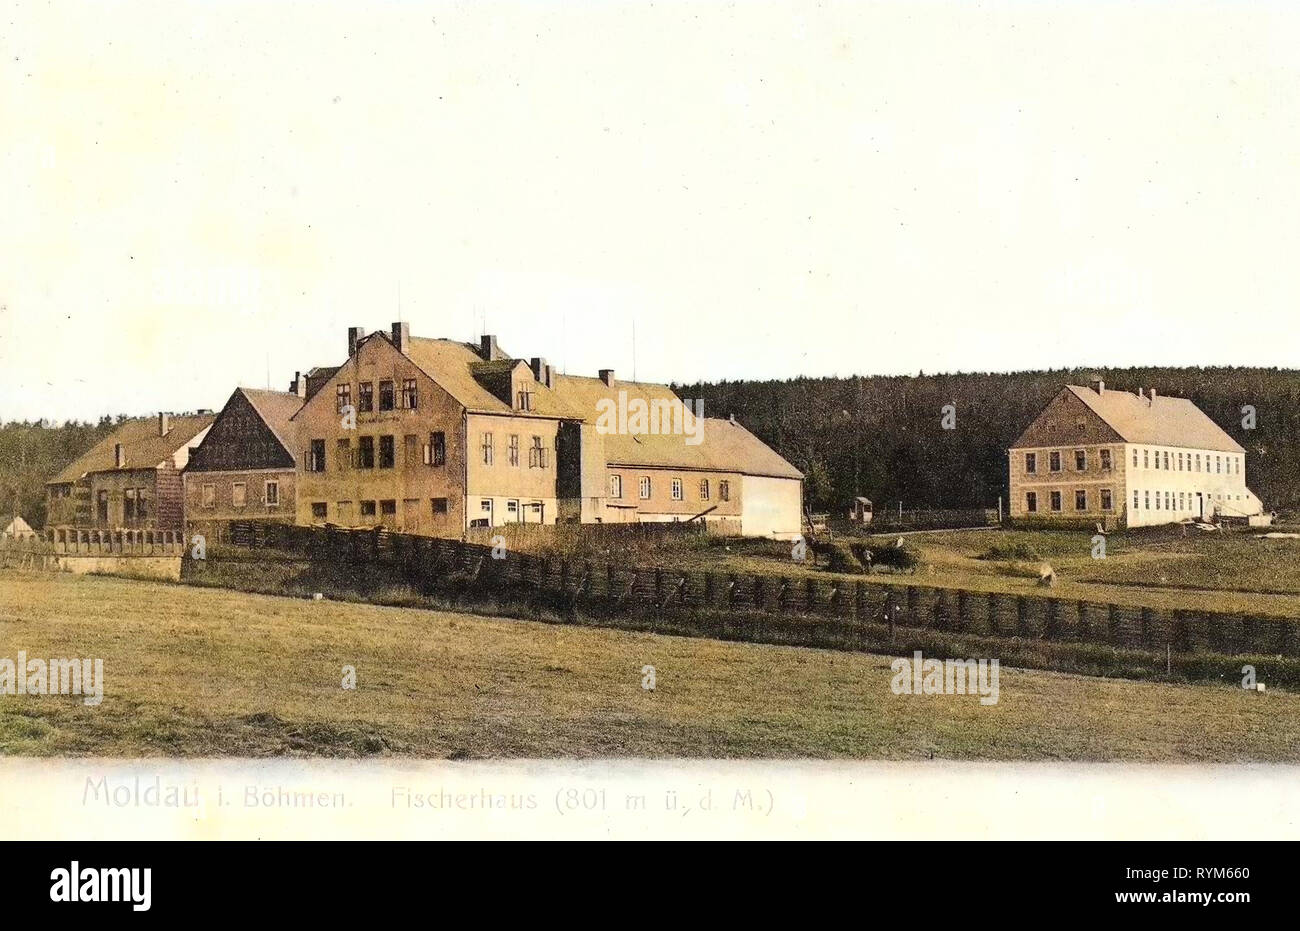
[811,539,866,574]
[869,542,921,572]
[978,541,1041,561]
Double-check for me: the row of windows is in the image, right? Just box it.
[1131,489,1248,511]
[336,379,419,414]
[309,498,451,522]
[200,481,279,509]
[94,487,150,523]
[609,474,731,502]
[480,433,548,468]
[1024,449,1112,474]
[307,433,449,472]
[1025,489,1114,513]
[1131,448,1240,475]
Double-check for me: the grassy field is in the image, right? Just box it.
[492,523,1300,618]
[1,569,1298,760]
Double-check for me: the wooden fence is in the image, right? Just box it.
[220,522,1300,658]
[0,529,186,556]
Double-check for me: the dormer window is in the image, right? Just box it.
[516,390,534,412]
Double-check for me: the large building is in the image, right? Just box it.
[182,385,308,541]
[285,323,804,539]
[1009,381,1262,528]
[45,413,214,532]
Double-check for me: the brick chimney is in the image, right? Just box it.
[391,321,410,354]
[114,443,125,468]
[599,368,615,387]
[1149,388,1157,405]
[347,326,367,357]
[543,363,554,388]
[158,412,170,436]
[1091,378,1104,395]
[530,357,548,383]
[479,334,500,361]
[289,371,307,397]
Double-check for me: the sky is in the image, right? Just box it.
[3,0,1300,422]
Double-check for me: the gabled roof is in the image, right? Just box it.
[1063,385,1244,453]
[46,414,215,485]
[239,387,305,454]
[2,516,35,536]
[549,374,803,480]
[400,336,581,419]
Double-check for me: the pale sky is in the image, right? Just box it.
[3,1,1299,422]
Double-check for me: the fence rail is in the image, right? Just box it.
[215,521,1300,658]
[0,528,186,556]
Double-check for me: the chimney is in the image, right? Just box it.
[391,321,410,354]
[158,412,170,436]
[543,363,554,389]
[289,371,307,398]
[1092,378,1104,395]
[114,443,125,468]
[1149,388,1157,405]
[479,334,500,361]
[347,326,366,357]
[599,368,616,387]
[530,357,548,383]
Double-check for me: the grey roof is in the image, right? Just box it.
[1065,385,1244,453]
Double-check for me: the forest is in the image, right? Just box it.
[675,366,1300,515]
[3,366,1299,529]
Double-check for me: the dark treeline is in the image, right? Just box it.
[0,416,126,528]
[675,367,1300,514]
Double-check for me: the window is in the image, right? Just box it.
[1101,488,1113,511]
[232,482,246,508]
[379,380,395,411]
[1144,450,1149,469]
[124,488,137,522]
[610,474,622,499]
[1155,491,1161,510]
[529,436,547,468]
[308,439,326,472]
[360,501,376,517]
[1132,490,1139,510]
[311,502,328,520]
[402,378,418,409]
[380,500,396,516]
[202,484,215,508]
[481,432,494,466]
[1075,489,1087,510]
[1100,449,1112,471]
[426,431,446,467]
[358,381,374,413]
[516,390,533,412]
[1163,452,1170,470]
[336,383,352,414]
[1074,449,1086,471]
[509,434,520,467]
[431,498,448,515]
[265,481,279,507]
[699,479,710,500]
[639,477,651,499]
[1049,451,1061,472]
[1050,491,1062,511]
[335,438,351,471]
[480,499,492,512]
[671,478,683,500]
[358,436,375,469]
[719,480,730,501]
[96,490,108,524]
[1026,491,1037,513]
[337,501,352,523]
[404,434,419,468]
[1024,453,1037,474]
[507,500,518,514]
[1144,490,1150,509]
[1177,453,1183,471]
[1132,449,1139,468]
[1216,455,1222,474]
[1178,492,1184,510]
[379,436,395,469]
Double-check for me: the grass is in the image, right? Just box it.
[1,569,1299,760]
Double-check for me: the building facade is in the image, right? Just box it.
[1009,381,1261,528]
[45,413,214,532]
[183,386,306,541]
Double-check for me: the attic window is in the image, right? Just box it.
[516,390,534,412]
